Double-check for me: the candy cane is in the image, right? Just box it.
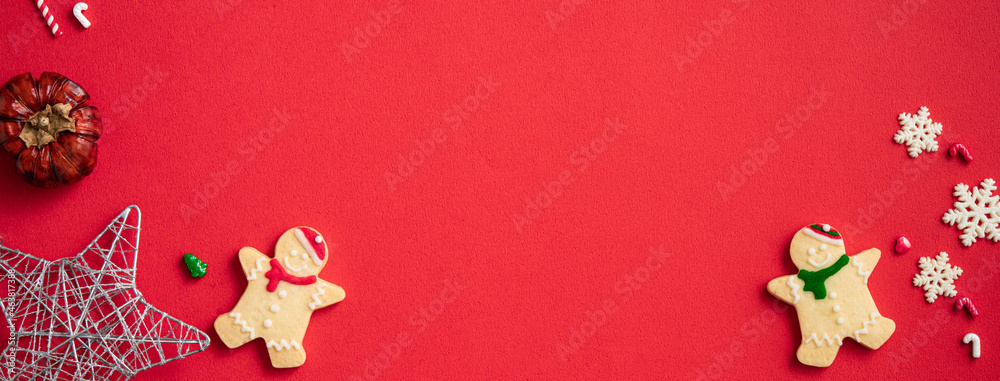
[948,143,973,162]
[963,333,981,359]
[73,3,91,29]
[955,297,979,317]
[36,0,63,37]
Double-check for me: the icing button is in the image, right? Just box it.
[278,290,287,298]
[833,305,840,312]
[263,319,272,328]
[830,292,837,299]
[837,317,844,325]
[270,304,280,313]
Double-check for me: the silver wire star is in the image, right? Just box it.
[0,206,209,381]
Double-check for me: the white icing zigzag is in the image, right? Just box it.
[853,312,881,341]
[266,339,301,351]
[803,333,843,347]
[246,257,268,281]
[851,257,871,284]
[229,312,255,339]
[786,276,800,304]
[308,283,327,310]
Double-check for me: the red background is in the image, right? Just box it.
[2,0,999,379]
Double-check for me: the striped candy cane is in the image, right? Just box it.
[36,0,64,37]
[956,297,979,317]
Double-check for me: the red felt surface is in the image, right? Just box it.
[1,0,999,379]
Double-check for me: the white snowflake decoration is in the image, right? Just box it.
[942,178,1000,247]
[894,106,943,158]
[913,252,963,303]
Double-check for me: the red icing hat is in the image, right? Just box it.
[802,223,844,246]
[294,227,326,265]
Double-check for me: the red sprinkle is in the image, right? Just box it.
[948,143,973,162]
[894,236,911,254]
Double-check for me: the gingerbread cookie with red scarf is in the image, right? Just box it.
[766,224,895,367]
[215,227,346,368]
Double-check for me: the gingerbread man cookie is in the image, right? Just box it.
[215,227,346,368]
[767,224,895,367]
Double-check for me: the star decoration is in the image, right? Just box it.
[0,206,209,381]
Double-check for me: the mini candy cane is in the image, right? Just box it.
[73,3,91,29]
[36,0,63,37]
[948,143,973,162]
[963,333,981,359]
[956,297,979,317]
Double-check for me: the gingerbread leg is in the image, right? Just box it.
[266,343,307,368]
[214,313,256,349]
[856,316,896,350]
[796,344,840,367]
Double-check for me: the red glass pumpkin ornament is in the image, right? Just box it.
[0,72,102,187]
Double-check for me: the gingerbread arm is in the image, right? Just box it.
[767,275,801,304]
[850,248,881,275]
[307,280,346,311]
[238,247,271,279]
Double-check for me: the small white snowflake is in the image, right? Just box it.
[894,106,943,158]
[942,178,1000,247]
[913,252,963,303]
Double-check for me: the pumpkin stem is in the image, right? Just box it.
[20,103,75,148]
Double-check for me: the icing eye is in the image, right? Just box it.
[290,250,297,256]
[808,248,816,255]
[301,253,309,261]
[819,244,828,251]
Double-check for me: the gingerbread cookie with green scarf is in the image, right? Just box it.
[767,224,896,367]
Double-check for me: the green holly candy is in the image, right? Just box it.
[183,253,207,278]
